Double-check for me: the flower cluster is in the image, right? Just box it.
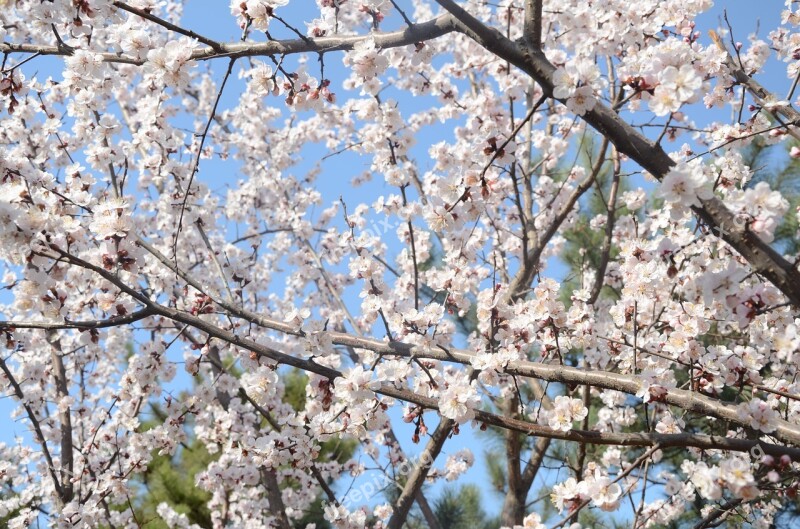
[145,38,197,87]
[551,468,623,513]
[546,395,589,432]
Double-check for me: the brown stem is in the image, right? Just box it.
[435,0,800,308]
[0,355,65,503]
[261,468,292,529]
[0,15,457,65]
[47,244,800,448]
[46,331,74,503]
[588,147,620,305]
[386,418,453,529]
[415,490,444,529]
[0,308,155,331]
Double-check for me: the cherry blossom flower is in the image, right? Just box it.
[656,161,714,215]
[443,448,474,481]
[582,469,623,511]
[737,398,778,433]
[344,37,389,81]
[145,38,197,87]
[334,366,380,403]
[248,61,279,96]
[231,0,289,31]
[546,395,589,432]
[438,381,480,424]
[501,512,547,529]
[566,85,597,115]
[551,477,582,513]
[659,64,702,103]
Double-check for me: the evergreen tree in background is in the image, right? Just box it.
[126,369,356,529]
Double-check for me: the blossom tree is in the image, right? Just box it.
[2,0,800,528]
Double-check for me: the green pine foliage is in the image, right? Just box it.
[118,368,357,529]
[0,491,24,528]
[559,139,629,307]
[433,484,499,529]
[135,438,215,529]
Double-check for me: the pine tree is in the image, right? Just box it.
[121,368,356,529]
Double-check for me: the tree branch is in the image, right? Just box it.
[0,307,155,332]
[435,0,800,308]
[386,418,454,529]
[112,1,221,50]
[415,490,444,529]
[43,243,800,452]
[48,239,800,449]
[0,15,456,64]
[261,468,292,529]
[588,147,620,305]
[523,0,543,50]
[46,331,74,504]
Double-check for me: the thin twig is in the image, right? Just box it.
[112,1,221,49]
[173,57,236,258]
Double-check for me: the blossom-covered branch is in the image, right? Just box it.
[2,1,800,527]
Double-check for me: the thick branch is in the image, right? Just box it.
[520,436,550,491]
[0,15,455,64]
[502,395,526,526]
[52,241,800,448]
[415,491,444,529]
[386,418,453,529]
[523,0,543,50]
[47,331,74,503]
[45,244,800,455]
[261,468,292,529]
[435,0,800,308]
